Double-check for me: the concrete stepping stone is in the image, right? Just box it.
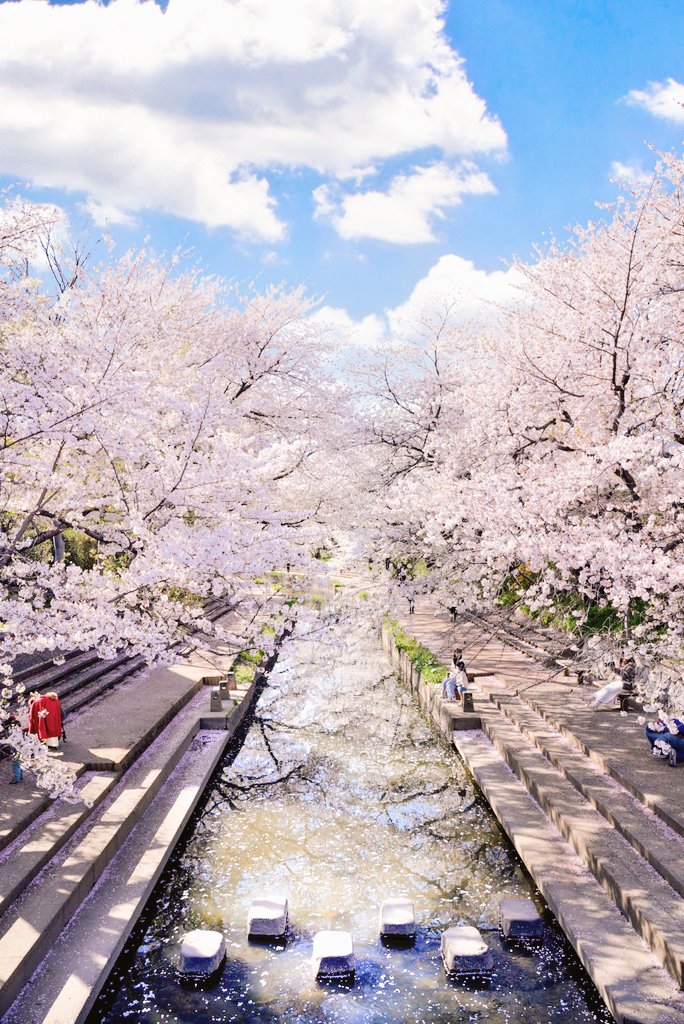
[312,930,355,979]
[247,896,289,938]
[178,929,226,976]
[441,925,492,976]
[499,898,544,941]
[379,897,416,938]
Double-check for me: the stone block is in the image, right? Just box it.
[441,925,492,976]
[218,679,230,701]
[312,930,355,979]
[499,898,544,941]
[379,897,416,937]
[461,691,474,713]
[248,896,289,938]
[178,929,226,976]
[209,688,222,712]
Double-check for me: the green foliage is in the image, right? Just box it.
[63,529,98,569]
[261,622,276,636]
[232,648,265,686]
[312,547,332,561]
[387,617,447,685]
[234,663,255,685]
[496,565,649,637]
[388,556,428,580]
[163,585,203,607]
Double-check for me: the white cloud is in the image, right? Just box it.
[314,162,496,244]
[308,254,525,352]
[609,160,651,184]
[388,254,525,333]
[308,305,386,349]
[0,0,506,241]
[80,198,138,228]
[624,78,684,123]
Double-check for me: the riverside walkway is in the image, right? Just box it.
[0,604,267,1024]
[393,598,684,1024]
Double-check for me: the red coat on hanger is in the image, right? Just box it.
[28,693,63,741]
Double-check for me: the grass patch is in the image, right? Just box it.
[386,617,447,685]
[232,648,265,686]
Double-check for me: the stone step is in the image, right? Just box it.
[481,706,684,990]
[0,690,209,1019]
[518,686,684,841]
[13,649,99,689]
[4,727,232,1024]
[59,655,145,716]
[0,772,117,921]
[452,728,684,1024]
[12,598,231,707]
[492,693,684,903]
[0,663,210,856]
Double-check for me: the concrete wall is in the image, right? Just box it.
[381,622,479,740]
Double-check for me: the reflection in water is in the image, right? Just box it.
[92,628,610,1023]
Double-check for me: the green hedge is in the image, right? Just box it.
[386,618,447,686]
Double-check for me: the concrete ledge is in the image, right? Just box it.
[452,730,684,1024]
[381,622,485,741]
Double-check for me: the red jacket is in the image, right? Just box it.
[28,694,63,741]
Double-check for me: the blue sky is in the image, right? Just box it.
[0,0,682,334]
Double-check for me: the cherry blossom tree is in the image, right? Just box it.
[0,196,342,796]
[361,151,684,710]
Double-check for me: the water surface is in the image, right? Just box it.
[92,628,610,1024]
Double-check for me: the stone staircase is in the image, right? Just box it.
[10,595,233,720]
[385,611,684,1024]
[454,684,684,1024]
[0,599,246,1021]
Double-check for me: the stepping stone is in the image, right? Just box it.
[441,925,492,976]
[499,898,544,941]
[312,930,355,979]
[379,897,416,937]
[247,896,289,938]
[178,929,226,976]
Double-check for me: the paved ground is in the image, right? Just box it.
[396,598,684,833]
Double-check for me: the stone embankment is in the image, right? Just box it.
[384,606,684,1024]
[0,606,276,1024]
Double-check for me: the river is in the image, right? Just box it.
[91,626,610,1024]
